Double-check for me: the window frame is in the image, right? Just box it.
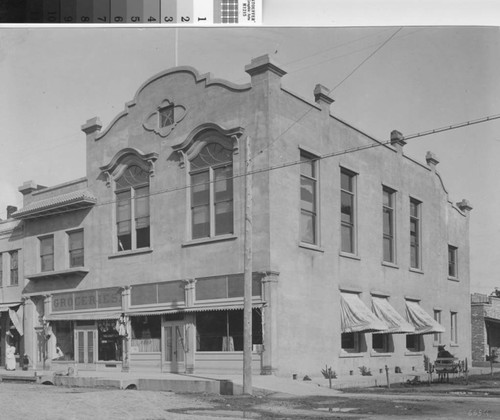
[409,197,421,269]
[159,105,174,128]
[450,311,458,345]
[406,334,423,352]
[10,250,18,286]
[300,150,319,246]
[68,229,84,268]
[448,245,458,278]
[40,235,54,272]
[372,333,390,353]
[341,332,360,352]
[189,142,234,240]
[382,186,396,263]
[340,167,357,254]
[115,165,151,252]
[433,309,442,345]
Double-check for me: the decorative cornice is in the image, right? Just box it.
[99,148,159,186]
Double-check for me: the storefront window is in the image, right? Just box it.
[131,316,161,352]
[196,309,262,351]
[98,320,122,361]
[52,321,74,361]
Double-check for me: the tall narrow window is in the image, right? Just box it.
[340,168,356,253]
[68,230,84,268]
[190,142,233,239]
[40,236,54,272]
[0,253,3,287]
[433,310,442,344]
[450,312,458,344]
[382,187,395,263]
[10,250,18,286]
[410,198,421,269]
[300,151,318,245]
[448,245,458,278]
[116,165,150,251]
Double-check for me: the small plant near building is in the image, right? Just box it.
[321,365,337,389]
[359,366,372,376]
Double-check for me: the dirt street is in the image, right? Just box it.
[2,373,500,419]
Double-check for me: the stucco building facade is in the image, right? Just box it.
[7,55,472,378]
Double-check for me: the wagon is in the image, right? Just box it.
[434,357,460,382]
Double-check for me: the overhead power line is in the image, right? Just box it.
[14,113,500,220]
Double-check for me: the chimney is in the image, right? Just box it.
[456,199,473,214]
[19,180,39,196]
[390,130,406,155]
[313,84,334,113]
[6,206,17,219]
[425,151,439,172]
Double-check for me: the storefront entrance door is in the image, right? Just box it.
[74,326,97,369]
[162,322,185,373]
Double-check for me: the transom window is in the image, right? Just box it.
[300,151,318,245]
[68,230,84,268]
[159,106,174,128]
[190,141,233,239]
[382,187,396,263]
[40,236,54,272]
[410,198,421,269]
[116,165,150,251]
[340,168,356,253]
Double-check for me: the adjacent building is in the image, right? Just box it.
[5,55,472,378]
[471,292,500,364]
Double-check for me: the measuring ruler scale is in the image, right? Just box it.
[15,0,261,23]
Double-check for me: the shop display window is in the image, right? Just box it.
[196,309,262,351]
[52,321,74,361]
[131,316,161,352]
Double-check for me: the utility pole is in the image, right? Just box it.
[243,136,253,394]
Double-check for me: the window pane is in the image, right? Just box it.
[136,226,150,248]
[116,191,131,226]
[191,172,210,206]
[70,249,84,268]
[300,177,315,212]
[341,224,353,253]
[340,172,352,191]
[214,166,233,202]
[215,202,233,235]
[116,166,149,189]
[118,234,131,251]
[196,311,227,351]
[192,206,210,239]
[383,190,392,207]
[159,106,174,127]
[341,192,353,223]
[135,186,150,220]
[341,333,355,349]
[301,212,316,244]
[69,231,83,250]
[410,245,418,268]
[300,154,314,177]
[383,237,393,262]
[117,220,131,235]
[40,237,54,256]
[383,209,392,235]
[41,254,54,272]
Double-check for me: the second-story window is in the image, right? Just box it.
[40,236,54,272]
[448,245,458,278]
[68,230,84,267]
[116,165,150,251]
[190,141,233,239]
[300,151,318,245]
[10,251,18,285]
[410,198,421,269]
[382,187,396,263]
[340,168,356,253]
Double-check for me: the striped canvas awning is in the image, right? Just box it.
[340,292,388,333]
[45,311,122,321]
[372,296,415,334]
[405,300,446,334]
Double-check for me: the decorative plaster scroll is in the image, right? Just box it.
[100,148,159,187]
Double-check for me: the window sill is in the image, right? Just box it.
[339,351,365,358]
[404,351,424,356]
[381,261,399,269]
[370,351,393,357]
[108,248,153,259]
[409,268,424,274]
[299,242,324,253]
[450,343,459,347]
[448,276,459,282]
[340,252,360,261]
[182,235,237,247]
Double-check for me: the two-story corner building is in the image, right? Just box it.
[0,206,24,368]
[12,55,472,378]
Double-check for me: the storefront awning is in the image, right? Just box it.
[45,311,122,321]
[340,292,388,333]
[127,303,264,317]
[0,302,22,312]
[372,296,415,334]
[405,300,445,334]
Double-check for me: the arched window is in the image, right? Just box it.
[190,140,233,239]
[116,165,150,251]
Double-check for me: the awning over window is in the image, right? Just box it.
[12,190,96,220]
[45,311,121,321]
[405,300,445,334]
[372,296,415,334]
[340,292,388,333]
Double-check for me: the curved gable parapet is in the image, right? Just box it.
[95,67,250,141]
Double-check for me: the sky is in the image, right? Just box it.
[1,24,499,295]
